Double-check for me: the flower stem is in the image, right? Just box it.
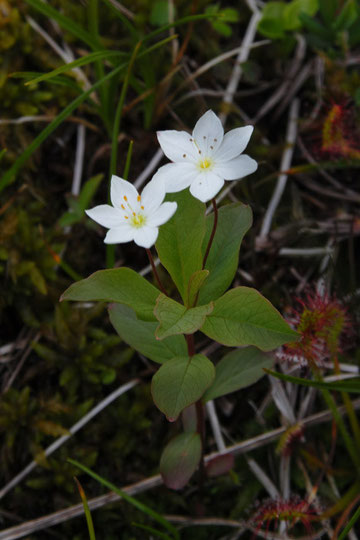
[146,248,167,295]
[202,198,218,270]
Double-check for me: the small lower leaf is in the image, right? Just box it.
[151,354,215,421]
[205,454,234,477]
[160,432,202,490]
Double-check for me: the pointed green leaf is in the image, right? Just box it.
[108,304,187,364]
[203,346,273,401]
[186,270,209,308]
[61,268,159,321]
[200,287,298,351]
[199,202,252,304]
[160,432,202,490]
[152,354,215,421]
[334,0,358,31]
[267,369,360,393]
[154,294,213,340]
[155,191,206,302]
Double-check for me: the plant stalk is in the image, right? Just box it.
[146,249,167,295]
[202,198,218,269]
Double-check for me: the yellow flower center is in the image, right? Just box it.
[130,213,146,228]
[199,158,212,169]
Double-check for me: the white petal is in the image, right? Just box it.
[110,175,139,209]
[192,110,224,155]
[213,154,258,180]
[147,201,177,227]
[189,171,224,203]
[215,126,254,162]
[157,130,198,163]
[141,176,165,214]
[133,226,158,248]
[85,205,124,229]
[104,225,135,244]
[152,163,196,193]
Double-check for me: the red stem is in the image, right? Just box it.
[146,248,167,296]
[202,198,218,270]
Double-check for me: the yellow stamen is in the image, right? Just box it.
[200,158,211,169]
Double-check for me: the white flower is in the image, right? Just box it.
[154,110,258,203]
[86,175,177,249]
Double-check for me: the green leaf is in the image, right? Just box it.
[154,294,213,340]
[78,174,104,211]
[61,268,159,321]
[200,287,298,351]
[160,432,202,490]
[284,0,319,30]
[151,355,215,421]
[155,191,206,302]
[203,346,274,401]
[108,304,187,364]
[257,2,287,39]
[199,202,252,304]
[334,0,358,31]
[266,369,360,393]
[186,270,209,308]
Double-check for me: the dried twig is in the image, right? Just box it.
[258,98,300,240]
[219,0,261,125]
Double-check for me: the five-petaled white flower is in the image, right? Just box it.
[154,110,258,203]
[86,175,177,249]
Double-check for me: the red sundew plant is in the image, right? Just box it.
[276,422,305,456]
[321,101,360,160]
[250,496,320,537]
[279,288,352,367]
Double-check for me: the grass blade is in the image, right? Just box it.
[68,458,180,540]
[25,0,101,50]
[338,503,360,540]
[74,477,96,540]
[133,522,173,539]
[24,51,126,87]
[0,35,176,193]
[266,369,360,393]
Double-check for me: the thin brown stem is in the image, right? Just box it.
[146,248,167,295]
[202,198,218,270]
